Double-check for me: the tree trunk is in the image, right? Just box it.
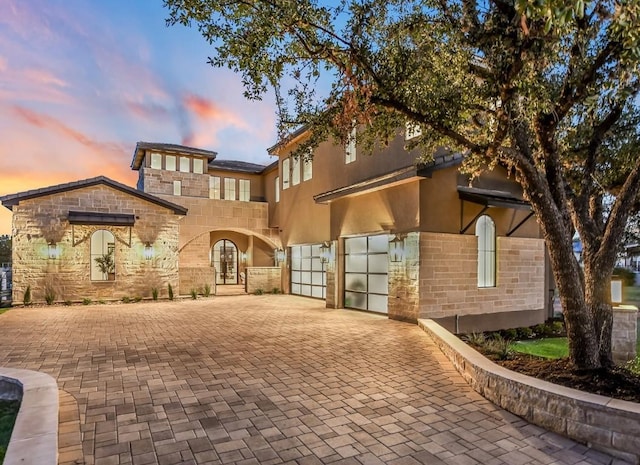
[583,262,614,367]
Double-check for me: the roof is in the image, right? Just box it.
[457,186,530,210]
[267,125,310,155]
[417,151,465,177]
[131,142,218,170]
[208,159,268,174]
[0,176,188,215]
[68,211,136,226]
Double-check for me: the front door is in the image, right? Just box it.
[212,240,238,285]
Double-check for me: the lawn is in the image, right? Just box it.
[0,400,19,463]
[511,338,569,359]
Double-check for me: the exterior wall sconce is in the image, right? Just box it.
[275,248,285,265]
[143,242,154,260]
[319,241,331,264]
[389,234,405,263]
[240,252,248,264]
[48,241,60,259]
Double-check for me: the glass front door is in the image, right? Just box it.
[212,240,238,285]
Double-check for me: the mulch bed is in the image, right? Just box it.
[493,354,640,403]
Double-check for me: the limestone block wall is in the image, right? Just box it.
[419,233,545,321]
[612,306,638,364]
[179,267,215,296]
[11,185,180,302]
[246,267,282,294]
[388,232,420,322]
[143,168,209,198]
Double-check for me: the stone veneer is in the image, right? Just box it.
[10,185,181,302]
[612,305,638,364]
[246,267,282,294]
[419,233,545,323]
[388,232,420,322]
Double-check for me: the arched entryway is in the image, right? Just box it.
[212,239,238,285]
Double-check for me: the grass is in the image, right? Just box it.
[0,400,20,463]
[624,285,640,305]
[0,308,10,316]
[510,337,569,359]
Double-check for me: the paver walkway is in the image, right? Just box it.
[0,296,620,465]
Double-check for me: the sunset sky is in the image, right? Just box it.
[0,0,279,235]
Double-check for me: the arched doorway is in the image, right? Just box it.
[212,240,238,285]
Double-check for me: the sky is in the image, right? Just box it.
[0,0,279,235]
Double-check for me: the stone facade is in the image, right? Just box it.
[246,267,282,294]
[10,184,181,302]
[388,232,420,322]
[419,233,545,329]
[141,167,209,198]
[612,305,638,364]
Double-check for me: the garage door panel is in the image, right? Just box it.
[344,235,389,314]
[290,244,327,300]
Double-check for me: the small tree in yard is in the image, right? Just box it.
[165,0,640,370]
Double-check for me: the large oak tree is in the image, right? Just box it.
[165,0,640,370]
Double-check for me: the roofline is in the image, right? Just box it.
[267,126,310,155]
[261,160,279,173]
[0,176,188,215]
[131,142,218,170]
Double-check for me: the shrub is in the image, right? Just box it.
[627,357,640,376]
[533,323,547,336]
[203,283,211,297]
[545,320,565,336]
[82,298,92,305]
[613,266,636,287]
[63,300,72,306]
[500,328,518,340]
[254,288,264,295]
[168,283,174,301]
[190,289,198,299]
[152,288,158,300]
[23,285,31,306]
[272,287,280,294]
[122,297,131,303]
[97,299,106,305]
[463,332,486,347]
[44,282,56,306]
[485,335,512,360]
[133,296,142,302]
[516,327,533,339]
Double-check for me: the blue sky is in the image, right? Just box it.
[0,0,279,235]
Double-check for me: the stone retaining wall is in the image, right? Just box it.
[612,305,638,364]
[246,267,281,294]
[418,319,640,464]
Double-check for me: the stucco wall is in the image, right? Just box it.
[10,185,180,302]
[419,232,545,322]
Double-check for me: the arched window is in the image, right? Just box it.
[91,230,115,281]
[476,215,496,288]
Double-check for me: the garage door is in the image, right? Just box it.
[290,244,326,299]
[344,235,389,313]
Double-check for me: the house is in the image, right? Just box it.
[1,129,552,332]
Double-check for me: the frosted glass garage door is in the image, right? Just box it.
[290,244,326,299]
[344,235,389,314]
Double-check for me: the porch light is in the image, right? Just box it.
[240,252,248,264]
[275,248,286,265]
[319,242,331,264]
[389,234,405,263]
[48,241,60,260]
[143,242,154,260]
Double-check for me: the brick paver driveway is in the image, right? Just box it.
[0,296,616,465]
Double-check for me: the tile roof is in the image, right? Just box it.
[131,142,218,170]
[0,176,188,215]
[208,160,268,174]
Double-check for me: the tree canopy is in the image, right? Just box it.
[165,0,640,369]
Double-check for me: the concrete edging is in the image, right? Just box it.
[0,367,59,465]
[418,318,640,464]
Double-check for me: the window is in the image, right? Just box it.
[405,121,422,140]
[303,153,312,181]
[225,178,236,200]
[282,158,290,189]
[275,176,280,202]
[239,179,250,201]
[91,230,115,281]
[193,158,204,174]
[209,176,221,199]
[150,152,162,169]
[179,157,190,173]
[173,180,182,196]
[292,157,300,186]
[165,155,176,171]
[345,126,356,164]
[476,215,496,288]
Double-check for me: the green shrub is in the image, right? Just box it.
[627,357,640,376]
[516,327,533,339]
[271,287,280,294]
[485,335,512,360]
[546,320,565,336]
[463,332,486,346]
[500,328,518,340]
[133,296,142,302]
[190,289,198,299]
[203,283,211,297]
[63,300,72,306]
[44,283,56,306]
[168,283,174,301]
[82,298,92,305]
[533,323,547,336]
[613,267,636,287]
[151,288,158,300]
[23,285,31,306]
[97,299,106,304]
[254,288,264,295]
[121,297,131,303]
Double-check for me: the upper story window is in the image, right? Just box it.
[91,230,115,281]
[303,153,312,181]
[345,126,356,164]
[150,152,162,169]
[209,176,221,199]
[166,155,176,171]
[405,121,422,140]
[179,157,190,173]
[476,215,496,288]
[225,178,236,200]
[239,179,250,201]
[282,158,290,190]
[292,157,301,186]
[275,176,280,202]
[173,180,182,196]
[193,158,204,174]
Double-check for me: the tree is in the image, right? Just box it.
[165,0,640,370]
[0,235,11,265]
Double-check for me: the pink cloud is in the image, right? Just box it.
[22,68,67,88]
[183,93,249,129]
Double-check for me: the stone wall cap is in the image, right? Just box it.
[613,305,639,312]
